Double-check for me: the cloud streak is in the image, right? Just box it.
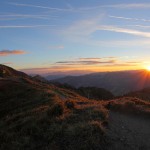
[9,2,74,12]
[78,57,117,61]
[61,16,150,38]
[0,25,56,28]
[79,58,101,61]
[76,3,150,10]
[101,3,150,9]
[109,15,150,22]
[127,24,150,29]
[61,16,150,47]
[0,50,26,56]
[56,59,117,65]
[97,25,150,38]
[10,2,150,14]
[0,14,58,21]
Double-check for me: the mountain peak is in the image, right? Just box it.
[0,64,28,78]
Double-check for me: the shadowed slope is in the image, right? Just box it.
[0,65,109,150]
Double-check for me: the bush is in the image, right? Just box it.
[65,100,75,109]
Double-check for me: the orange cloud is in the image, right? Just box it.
[56,59,117,65]
[0,50,26,56]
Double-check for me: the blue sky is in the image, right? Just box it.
[1,0,150,75]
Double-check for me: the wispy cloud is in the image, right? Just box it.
[0,25,56,28]
[77,3,150,11]
[127,24,150,29]
[0,50,26,56]
[60,16,150,47]
[60,16,104,41]
[126,61,141,64]
[56,59,117,65]
[102,63,139,67]
[20,59,141,75]
[8,2,150,16]
[100,3,150,9]
[9,2,74,12]
[78,57,117,61]
[97,25,150,38]
[79,58,101,61]
[0,14,50,20]
[109,15,150,22]
[64,21,150,39]
[0,14,57,20]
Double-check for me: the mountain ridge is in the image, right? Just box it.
[53,70,150,96]
[0,64,28,78]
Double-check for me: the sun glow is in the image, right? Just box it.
[145,66,150,71]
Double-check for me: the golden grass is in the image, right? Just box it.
[106,97,150,118]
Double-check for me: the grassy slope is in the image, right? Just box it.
[0,78,109,150]
[126,88,150,101]
[106,97,150,118]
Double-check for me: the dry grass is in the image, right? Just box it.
[106,97,150,118]
[0,79,109,150]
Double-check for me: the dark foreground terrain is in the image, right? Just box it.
[1,64,150,150]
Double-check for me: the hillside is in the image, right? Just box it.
[53,70,150,96]
[126,88,150,101]
[1,65,150,149]
[51,83,114,100]
[0,65,109,150]
[0,64,28,78]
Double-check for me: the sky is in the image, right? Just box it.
[1,0,150,75]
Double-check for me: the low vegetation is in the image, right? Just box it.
[106,97,150,118]
[126,88,150,101]
[0,75,109,150]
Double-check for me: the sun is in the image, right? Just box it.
[145,66,150,71]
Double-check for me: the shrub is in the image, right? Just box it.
[65,100,75,109]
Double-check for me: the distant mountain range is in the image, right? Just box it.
[45,74,66,80]
[52,70,150,96]
[52,83,114,100]
[44,70,93,80]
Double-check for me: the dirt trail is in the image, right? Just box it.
[107,111,150,150]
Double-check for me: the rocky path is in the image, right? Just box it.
[107,111,150,150]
